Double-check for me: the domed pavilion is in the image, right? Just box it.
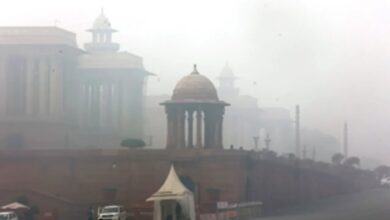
[161,65,229,149]
[84,9,119,52]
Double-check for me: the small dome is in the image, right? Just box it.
[93,10,112,30]
[172,65,219,101]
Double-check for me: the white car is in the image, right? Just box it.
[0,211,18,220]
[380,177,390,187]
[98,205,127,220]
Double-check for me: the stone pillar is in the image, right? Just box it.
[25,56,34,115]
[215,108,224,149]
[49,57,59,117]
[203,111,210,148]
[176,107,185,148]
[204,109,216,148]
[39,57,48,116]
[187,110,194,148]
[100,84,109,128]
[86,84,92,127]
[120,80,129,135]
[0,55,6,116]
[113,81,122,131]
[196,110,203,148]
[79,84,86,127]
[166,106,177,149]
[92,84,100,128]
[107,84,113,128]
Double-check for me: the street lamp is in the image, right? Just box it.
[253,136,259,151]
[264,134,271,150]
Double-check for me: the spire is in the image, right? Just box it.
[219,62,236,78]
[217,62,239,97]
[191,64,199,75]
[84,10,119,52]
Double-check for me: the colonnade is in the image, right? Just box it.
[92,32,112,44]
[165,105,224,149]
[79,78,140,136]
[0,55,63,117]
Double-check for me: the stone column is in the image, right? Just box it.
[79,84,86,127]
[0,55,6,116]
[39,57,48,116]
[86,84,92,127]
[166,106,177,149]
[204,108,216,148]
[187,110,194,148]
[111,84,119,130]
[25,56,34,115]
[196,110,203,148]
[49,57,59,117]
[100,84,108,128]
[115,81,122,131]
[120,80,129,135]
[107,84,113,128]
[215,108,224,149]
[92,84,100,128]
[176,107,185,148]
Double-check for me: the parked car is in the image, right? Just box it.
[98,205,127,220]
[381,177,390,187]
[0,211,18,220]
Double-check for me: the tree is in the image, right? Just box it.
[343,156,360,168]
[15,194,29,205]
[374,165,390,178]
[120,138,146,149]
[14,195,39,220]
[331,153,345,165]
[26,206,40,220]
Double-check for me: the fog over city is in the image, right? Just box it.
[1,0,389,163]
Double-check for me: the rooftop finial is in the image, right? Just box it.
[192,64,199,75]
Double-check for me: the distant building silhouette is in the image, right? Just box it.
[0,11,151,148]
[217,63,294,153]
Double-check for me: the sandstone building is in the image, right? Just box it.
[0,11,150,149]
[0,65,377,220]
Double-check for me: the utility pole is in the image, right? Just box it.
[295,105,301,158]
[264,134,271,150]
[312,146,316,161]
[253,136,259,151]
[344,122,348,157]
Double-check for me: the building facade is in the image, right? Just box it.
[217,63,294,152]
[76,11,151,148]
[0,27,81,148]
[0,12,150,149]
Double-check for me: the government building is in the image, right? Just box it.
[0,11,150,149]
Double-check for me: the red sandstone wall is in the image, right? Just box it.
[0,149,377,220]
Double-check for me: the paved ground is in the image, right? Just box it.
[257,188,390,220]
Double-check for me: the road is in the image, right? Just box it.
[257,188,390,220]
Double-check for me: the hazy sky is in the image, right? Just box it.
[1,0,390,163]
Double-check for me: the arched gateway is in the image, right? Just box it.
[161,65,229,149]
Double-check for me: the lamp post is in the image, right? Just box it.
[253,136,259,151]
[302,144,307,159]
[264,134,271,150]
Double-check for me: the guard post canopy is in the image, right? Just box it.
[147,165,195,220]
